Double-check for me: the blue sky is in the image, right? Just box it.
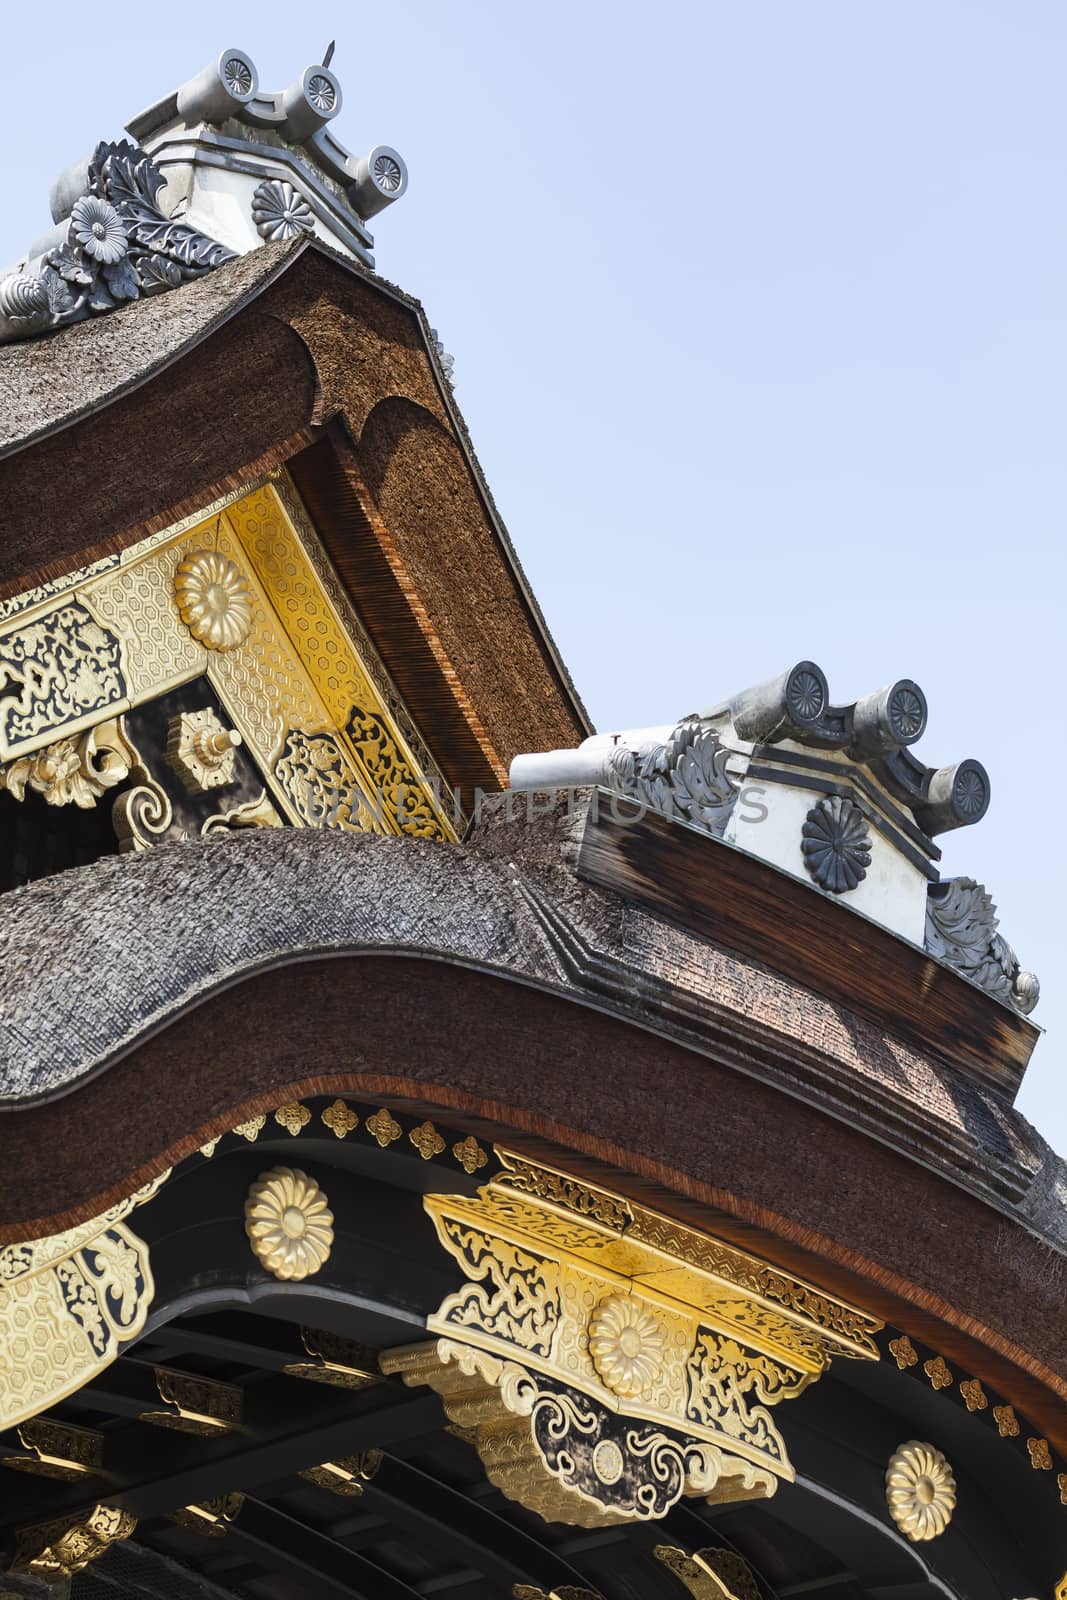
[2,2,1064,1148]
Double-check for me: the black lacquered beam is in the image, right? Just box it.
[225,1496,423,1600]
[1,1381,443,1530]
[361,1453,595,1592]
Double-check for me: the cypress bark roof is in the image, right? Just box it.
[0,240,302,459]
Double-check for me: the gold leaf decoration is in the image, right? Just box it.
[993,1404,1020,1437]
[245,1168,334,1281]
[232,1115,266,1142]
[322,1100,360,1138]
[167,1495,244,1537]
[453,1135,488,1174]
[282,1328,380,1390]
[588,1294,666,1399]
[142,1370,242,1436]
[885,1440,956,1542]
[366,1109,402,1148]
[174,549,253,651]
[274,1103,311,1137]
[923,1356,952,1391]
[513,1589,604,1600]
[299,1449,383,1497]
[959,1378,987,1412]
[199,1139,221,1159]
[653,1545,761,1600]
[1,1419,103,1482]
[888,1335,918,1369]
[1027,1437,1053,1471]
[1057,1472,1067,1506]
[410,1121,446,1161]
[13,1505,137,1579]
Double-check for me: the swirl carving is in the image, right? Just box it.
[925,877,1038,1014]
[0,603,125,755]
[608,719,737,836]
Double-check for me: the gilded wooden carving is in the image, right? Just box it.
[0,473,456,845]
[168,1495,244,1537]
[0,1418,103,1482]
[0,1176,165,1433]
[12,1503,137,1579]
[245,1168,334,1281]
[299,1450,382,1497]
[654,1545,761,1600]
[141,1369,242,1436]
[385,1151,881,1526]
[282,1328,381,1390]
[0,604,125,760]
[885,1440,956,1541]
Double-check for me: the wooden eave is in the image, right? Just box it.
[579,797,1040,1099]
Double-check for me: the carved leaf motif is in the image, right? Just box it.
[671,727,736,828]
[102,255,140,302]
[100,141,233,276]
[925,877,999,961]
[924,877,1037,1010]
[42,270,77,317]
[6,138,235,342]
[137,254,182,294]
[609,720,737,837]
[86,279,116,315]
[48,244,93,287]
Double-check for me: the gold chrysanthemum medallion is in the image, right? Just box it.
[174,550,253,650]
[588,1294,665,1398]
[885,1440,956,1541]
[245,1167,334,1281]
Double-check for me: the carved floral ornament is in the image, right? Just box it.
[174,549,254,651]
[0,718,134,808]
[885,1440,957,1542]
[588,1295,666,1399]
[245,1167,334,1281]
[251,178,316,242]
[801,794,872,895]
[384,1151,882,1528]
[0,141,234,341]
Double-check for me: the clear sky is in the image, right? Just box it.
[2,3,1063,1148]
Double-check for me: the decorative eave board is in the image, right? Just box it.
[578,793,1039,1098]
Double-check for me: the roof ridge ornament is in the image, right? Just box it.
[0,140,235,343]
[926,878,1039,1014]
[132,45,408,225]
[509,661,1038,1013]
[0,42,411,343]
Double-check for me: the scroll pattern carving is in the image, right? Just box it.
[274,729,375,832]
[383,1339,775,1530]
[0,1176,166,1431]
[12,1502,137,1578]
[404,1151,881,1524]
[0,604,125,758]
[0,718,135,807]
[436,1218,561,1359]
[1,481,451,849]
